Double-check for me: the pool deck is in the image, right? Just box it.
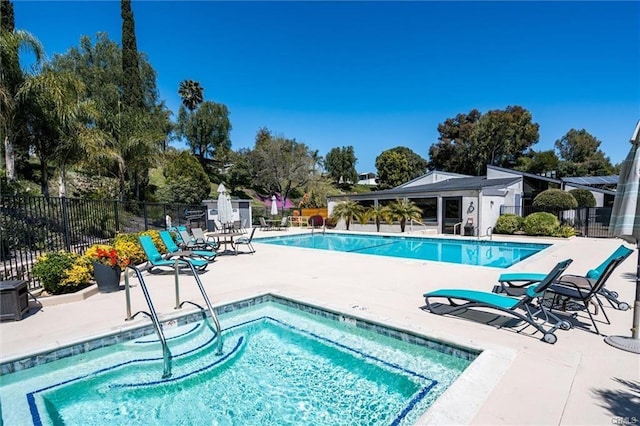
[1,228,639,425]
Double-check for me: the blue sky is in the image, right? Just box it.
[14,1,640,173]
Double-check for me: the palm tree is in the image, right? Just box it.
[363,205,391,232]
[387,199,423,232]
[0,28,44,180]
[330,200,364,231]
[20,69,108,196]
[178,80,204,111]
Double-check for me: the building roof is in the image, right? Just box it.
[562,175,618,186]
[330,176,521,200]
[486,165,563,184]
[562,181,617,196]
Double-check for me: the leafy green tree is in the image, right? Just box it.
[177,101,231,163]
[299,175,335,208]
[0,3,44,180]
[428,106,539,175]
[330,200,364,231]
[178,80,204,111]
[386,199,422,232]
[555,129,601,163]
[20,69,107,197]
[514,149,560,175]
[49,33,171,200]
[159,150,210,204]
[121,0,143,110]
[363,205,391,232]
[470,106,539,175]
[387,147,427,179]
[324,145,358,186]
[375,150,411,189]
[428,109,481,174]
[251,129,314,211]
[568,188,596,208]
[554,129,614,177]
[226,148,253,195]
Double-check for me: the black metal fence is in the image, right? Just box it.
[499,205,613,238]
[1,195,207,289]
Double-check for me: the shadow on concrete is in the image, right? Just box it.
[592,378,640,419]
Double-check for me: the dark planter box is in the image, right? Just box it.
[92,262,122,293]
[1,280,29,321]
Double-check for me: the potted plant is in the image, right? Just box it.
[84,244,130,293]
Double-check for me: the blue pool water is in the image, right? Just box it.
[0,297,476,425]
[256,233,550,268]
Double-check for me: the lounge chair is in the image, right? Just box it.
[191,227,219,251]
[178,229,210,251]
[159,230,216,262]
[495,244,633,311]
[138,235,208,273]
[422,259,574,344]
[276,216,288,230]
[234,227,257,254]
[259,217,270,230]
[543,256,627,334]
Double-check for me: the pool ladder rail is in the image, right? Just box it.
[124,260,224,379]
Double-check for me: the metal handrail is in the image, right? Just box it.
[309,216,326,235]
[409,219,430,233]
[179,261,224,356]
[125,265,172,378]
[453,222,463,235]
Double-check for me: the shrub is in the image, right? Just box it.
[139,230,166,253]
[114,239,145,266]
[523,212,560,236]
[494,214,524,234]
[33,251,91,294]
[568,188,596,208]
[532,189,578,211]
[553,224,577,238]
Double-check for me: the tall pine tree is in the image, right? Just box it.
[121,0,143,110]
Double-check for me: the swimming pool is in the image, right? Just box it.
[0,296,477,425]
[256,233,550,268]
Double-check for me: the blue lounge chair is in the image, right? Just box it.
[138,235,208,273]
[422,259,573,344]
[495,244,632,310]
[159,231,216,262]
[544,256,627,334]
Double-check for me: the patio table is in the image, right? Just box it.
[204,231,245,255]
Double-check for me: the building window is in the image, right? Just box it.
[410,198,437,222]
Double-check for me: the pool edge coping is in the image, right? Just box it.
[1,291,516,425]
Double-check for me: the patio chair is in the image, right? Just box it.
[191,227,219,251]
[178,229,211,251]
[159,230,216,262]
[422,259,573,344]
[138,235,208,273]
[259,217,270,230]
[543,256,627,334]
[234,227,257,254]
[276,216,289,231]
[495,244,633,311]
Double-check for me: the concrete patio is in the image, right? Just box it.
[1,228,638,425]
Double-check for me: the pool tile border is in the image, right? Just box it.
[1,293,478,375]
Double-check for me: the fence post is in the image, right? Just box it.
[114,200,120,233]
[61,196,71,251]
[143,201,149,231]
[583,207,589,237]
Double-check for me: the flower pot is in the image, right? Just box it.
[92,261,122,293]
